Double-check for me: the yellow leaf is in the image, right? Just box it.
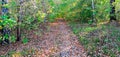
[0,20,3,22]
[73,3,76,6]
[0,26,2,29]
[41,13,46,18]
[12,52,21,57]
[47,9,52,13]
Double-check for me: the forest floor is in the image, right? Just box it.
[69,21,120,57]
[0,19,87,57]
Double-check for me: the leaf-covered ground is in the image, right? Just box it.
[69,21,120,57]
[0,19,86,57]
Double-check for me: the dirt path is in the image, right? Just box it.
[36,19,87,57]
[0,19,86,57]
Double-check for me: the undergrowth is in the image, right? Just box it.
[69,22,120,57]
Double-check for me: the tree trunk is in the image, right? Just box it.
[91,0,97,25]
[110,0,116,21]
[92,0,95,21]
[17,0,23,41]
[41,0,48,23]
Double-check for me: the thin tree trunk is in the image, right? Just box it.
[91,0,97,26]
[41,0,48,23]
[92,0,95,22]
[110,0,116,21]
[17,0,23,41]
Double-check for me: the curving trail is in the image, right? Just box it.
[0,19,86,57]
[37,19,87,57]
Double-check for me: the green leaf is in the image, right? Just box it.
[22,38,29,44]
[104,38,109,42]
[117,37,120,42]
[118,46,120,52]
[10,36,16,43]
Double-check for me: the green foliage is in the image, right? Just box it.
[51,0,120,23]
[0,0,55,43]
[22,38,28,44]
[117,37,120,42]
[0,36,3,42]
[9,36,16,43]
[70,22,120,57]
[118,46,120,52]
[79,36,89,45]
[7,50,16,56]
[0,0,120,56]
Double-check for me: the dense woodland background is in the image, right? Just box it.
[0,0,120,57]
